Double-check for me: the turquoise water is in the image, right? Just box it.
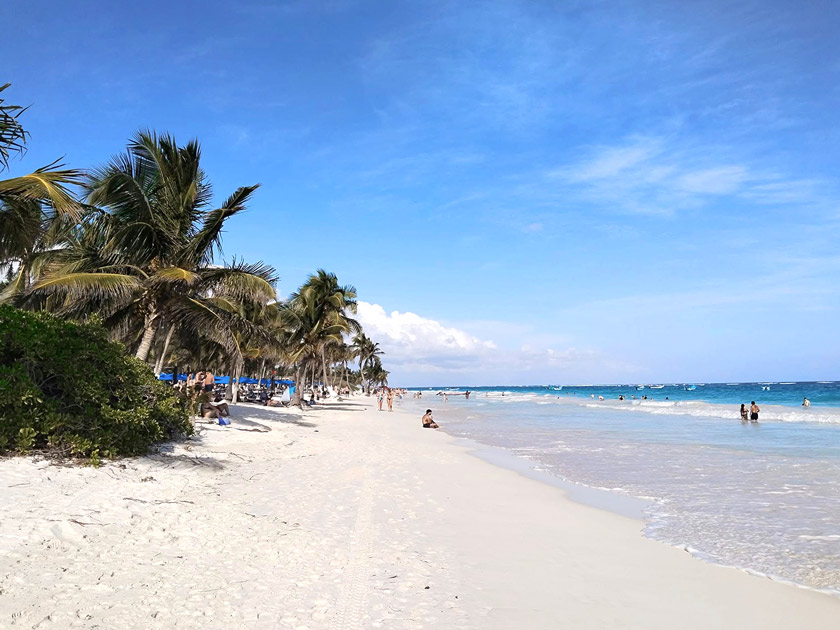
[403,382,840,593]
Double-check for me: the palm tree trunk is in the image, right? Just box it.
[321,346,330,392]
[359,359,367,395]
[339,361,347,394]
[154,324,175,376]
[135,310,159,362]
[293,366,302,407]
[232,360,243,404]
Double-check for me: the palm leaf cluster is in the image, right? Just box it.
[0,84,390,405]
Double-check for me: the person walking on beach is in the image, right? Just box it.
[387,389,394,411]
[422,409,439,429]
[740,404,749,423]
[750,401,760,423]
[377,390,384,411]
[203,370,215,393]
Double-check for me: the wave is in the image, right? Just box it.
[582,399,840,424]
[470,390,840,424]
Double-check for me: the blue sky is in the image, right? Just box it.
[5,0,840,385]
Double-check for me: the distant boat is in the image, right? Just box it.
[649,385,664,389]
[762,386,770,391]
[685,385,696,391]
[635,385,644,390]
[548,385,563,391]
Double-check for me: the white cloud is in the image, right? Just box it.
[355,301,496,372]
[355,302,631,383]
[548,137,827,214]
[676,166,747,195]
[562,141,662,182]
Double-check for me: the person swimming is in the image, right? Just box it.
[803,397,811,408]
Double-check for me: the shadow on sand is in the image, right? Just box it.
[232,403,318,428]
[147,437,228,470]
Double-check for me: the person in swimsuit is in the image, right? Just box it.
[422,409,438,429]
[803,397,811,408]
[203,371,215,393]
[387,389,394,411]
[377,390,384,411]
[750,401,760,423]
[740,404,748,422]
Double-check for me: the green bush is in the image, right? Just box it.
[0,305,192,461]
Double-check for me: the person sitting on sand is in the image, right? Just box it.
[740,403,748,422]
[750,401,760,423]
[803,397,811,408]
[422,409,439,429]
[199,397,229,419]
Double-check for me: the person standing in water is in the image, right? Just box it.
[740,404,749,422]
[750,401,760,423]
[803,397,811,408]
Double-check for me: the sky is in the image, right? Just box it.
[4,0,840,385]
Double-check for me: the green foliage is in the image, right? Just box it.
[0,305,192,461]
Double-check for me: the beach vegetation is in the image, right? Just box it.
[0,305,192,461]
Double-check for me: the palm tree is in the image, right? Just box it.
[352,332,383,394]
[20,130,277,362]
[0,83,84,287]
[0,82,82,213]
[292,270,361,391]
[366,355,389,389]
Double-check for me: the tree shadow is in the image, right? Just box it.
[308,403,365,413]
[147,439,228,470]
[233,403,318,428]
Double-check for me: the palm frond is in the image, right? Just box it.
[28,272,141,300]
[200,259,277,303]
[179,184,259,267]
[0,83,29,172]
[0,160,84,217]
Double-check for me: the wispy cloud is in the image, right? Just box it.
[547,136,831,216]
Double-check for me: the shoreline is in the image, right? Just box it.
[2,396,839,628]
[444,420,840,600]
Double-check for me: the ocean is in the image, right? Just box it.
[402,382,840,594]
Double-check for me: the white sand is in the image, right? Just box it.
[1,396,839,629]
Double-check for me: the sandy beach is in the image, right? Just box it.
[1,396,839,629]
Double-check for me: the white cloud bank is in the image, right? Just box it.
[355,301,496,372]
[355,301,634,384]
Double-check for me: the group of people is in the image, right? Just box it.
[171,370,230,420]
[377,387,404,411]
[739,402,760,423]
